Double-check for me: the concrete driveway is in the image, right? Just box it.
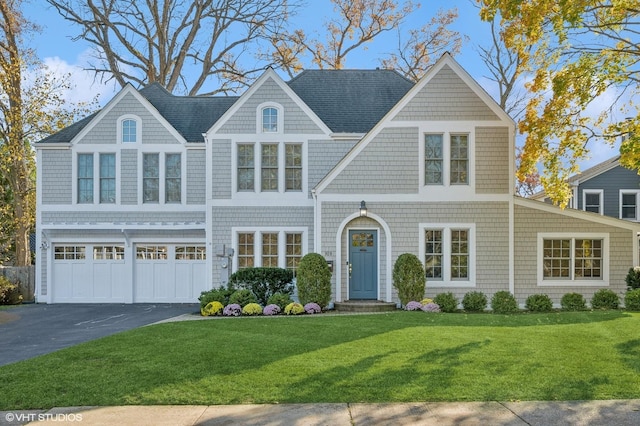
[0,303,198,367]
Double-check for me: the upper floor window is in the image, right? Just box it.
[262,107,278,132]
[424,133,469,186]
[99,153,116,203]
[238,144,255,191]
[620,190,640,220]
[236,142,304,194]
[77,152,117,204]
[583,190,603,214]
[285,144,302,191]
[143,152,182,204]
[122,119,137,143]
[78,153,94,203]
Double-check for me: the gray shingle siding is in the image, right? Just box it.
[393,65,499,122]
[186,150,206,204]
[476,126,510,194]
[120,149,138,204]
[41,150,72,204]
[308,139,358,192]
[322,127,419,194]
[41,211,205,224]
[211,139,232,199]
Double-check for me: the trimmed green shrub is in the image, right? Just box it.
[0,276,22,305]
[624,289,640,311]
[266,292,293,311]
[561,292,587,311]
[462,291,487,312]
[625,267,640,290]
[229,267,294,306]
[591,289,620,310]
[284,302,305,315]
[228,289,258,307]
[198,286,234,309]
[296,253,332,308]
[242,303,263,316]
[433,292,459,313]
[525,294,553,312]
[392,253,425,306]
[200,301,224,316]
[491,291,519,314]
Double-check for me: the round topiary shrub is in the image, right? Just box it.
[392,253,426,306]
[267,292,294,311]
[296,253,332,308]
[242,303,263,316]
[462,291,487,312]
[561,292,587,311]
[624,289,640,311]
[263,304,281,316]
[228,289,258,307]
[284,302,305,315]
[491,291,519,314]
[223,303,242,316]
[525,294,553,312]
[433,292,459,313]
[591,289,620,310]
[625,267,640,290]
[200,301,224,316]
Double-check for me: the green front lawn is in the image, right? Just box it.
[1,311,640,409]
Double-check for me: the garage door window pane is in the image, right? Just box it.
[176,246,206,260]
[54,246,86,260]
[94,246,124,260]
[136,246,167,260]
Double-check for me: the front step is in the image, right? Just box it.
[333,300,398,313]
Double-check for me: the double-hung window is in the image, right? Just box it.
[237,144,255,191]
[143,153,160,202]
[583,190,603,214]
[261,144,278,191]
[77,154,94,203]
[165,153,181,203]
[236,143,304,194]
[142,153,181,203]
[620,191,640,220]
[99,153,116,203]
[424,133,469,187]
[421,224,475,286]
[538,233,608,285]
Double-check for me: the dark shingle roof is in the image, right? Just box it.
[38,69,414,143]
[288,69,414,133]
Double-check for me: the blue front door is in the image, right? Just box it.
[349,230,378,299]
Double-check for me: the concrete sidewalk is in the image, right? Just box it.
[2,400,639,425]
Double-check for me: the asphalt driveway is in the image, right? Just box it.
[0,303,199,367]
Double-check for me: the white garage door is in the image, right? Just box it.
[52,245,129,303]
[134,244,207,303]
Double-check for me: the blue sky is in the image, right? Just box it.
[22,0,621,168]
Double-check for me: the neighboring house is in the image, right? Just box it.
[533,155,640,221]
[35,53,640,306]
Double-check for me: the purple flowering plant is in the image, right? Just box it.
[263,304,281,316]
[421,302,441,313]
[223,303,242,316]
[404,301,422,311]
[304,302,322,314]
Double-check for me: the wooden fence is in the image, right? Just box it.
[0,265,35,302]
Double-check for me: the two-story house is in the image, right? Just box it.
[35,53,640,306]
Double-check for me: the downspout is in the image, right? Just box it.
[311,189,318,253]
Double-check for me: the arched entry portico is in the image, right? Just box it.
[335,212,392,303]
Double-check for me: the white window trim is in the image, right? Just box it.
[419,223,476,287]
[231,141,308,201]
[138,150,185,205]
[419,125,475,199]
[582,189,603,214]
[72,150,121,205]
[231,227,308,271]
[619,190,640,221]
[117,114,142,144]
[257,102,283,134]
[536,232,609,287]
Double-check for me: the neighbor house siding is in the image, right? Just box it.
[322,127,419,194]
[392,65,499,122]
[514,204,633,304]
[41,150,72,204]
[475,126,510,194]
[120,149,138,204]
[186,149,206,204]
[216,78,323,135]
[576,166,640,218]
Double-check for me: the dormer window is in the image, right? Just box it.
[262,107,278,133]
[118,115,141,143]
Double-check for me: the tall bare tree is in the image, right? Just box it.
[0,0,95,266]
[46,0,299,95]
